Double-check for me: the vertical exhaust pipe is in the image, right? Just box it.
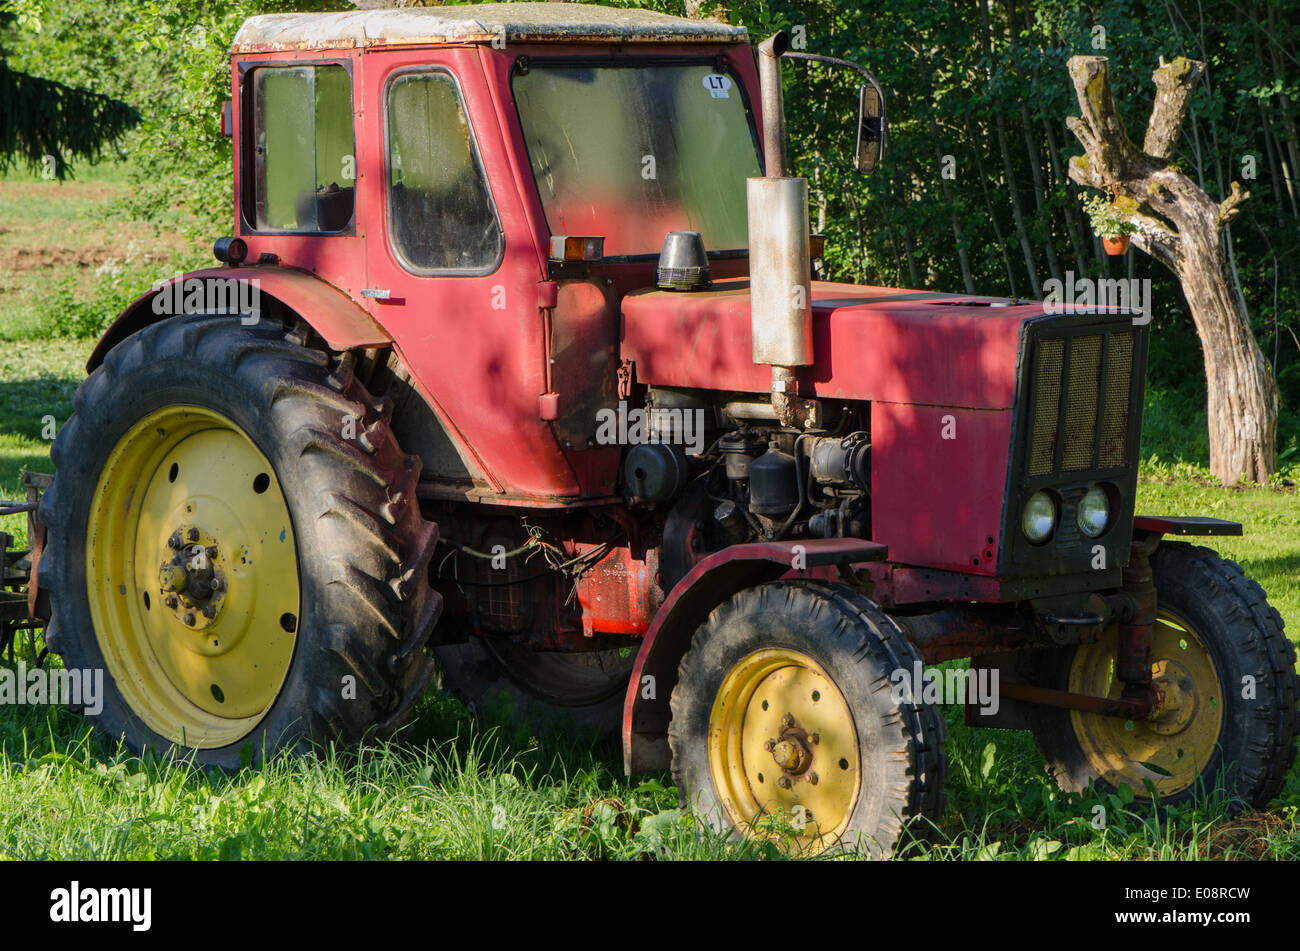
[749,32,817,430]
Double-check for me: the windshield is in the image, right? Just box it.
[513,62,762,257]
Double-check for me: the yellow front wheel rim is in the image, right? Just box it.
[86,406,301,748]
[1068,609,1223,798]
[709,649,861,852]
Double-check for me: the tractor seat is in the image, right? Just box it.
[295,183,354,232]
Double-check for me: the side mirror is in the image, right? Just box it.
[854,84,886,174]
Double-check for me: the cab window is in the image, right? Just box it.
[248,64,355,233]
[386,70,502,273]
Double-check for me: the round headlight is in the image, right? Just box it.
[1021,490,1056,543]
[1077,485,1110,537]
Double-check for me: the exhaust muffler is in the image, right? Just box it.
[748,33,817,430]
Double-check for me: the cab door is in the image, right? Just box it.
[357,46,577,501]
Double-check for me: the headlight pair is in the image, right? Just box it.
[1020,485,1112,544]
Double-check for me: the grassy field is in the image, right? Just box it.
[2,169,1299,860]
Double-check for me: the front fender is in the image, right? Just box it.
[88,266,390,371]
[622,538,887,774]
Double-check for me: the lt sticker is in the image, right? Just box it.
[703,74,732,99]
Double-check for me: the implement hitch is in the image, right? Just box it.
[992,537,1163,722]
[1,471,51,663]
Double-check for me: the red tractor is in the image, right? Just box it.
[23,3,1297,855]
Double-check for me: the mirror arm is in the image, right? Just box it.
[781,51,887,128]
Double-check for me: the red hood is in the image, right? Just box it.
[620,278,1051,410]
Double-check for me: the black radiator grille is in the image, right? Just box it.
[1026,330,1135,476]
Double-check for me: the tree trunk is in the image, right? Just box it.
[930,116,974,293]
[1064,55,1278,484]
[1021,104,1063,284]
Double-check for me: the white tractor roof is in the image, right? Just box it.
[231,3,749,54]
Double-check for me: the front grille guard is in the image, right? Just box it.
[999,315,1149,579]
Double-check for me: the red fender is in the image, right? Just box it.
[87,266,390,371]
[622,538,887,775]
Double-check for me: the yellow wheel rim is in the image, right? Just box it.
[1068,609,1223,798]
[708,649,861,853]
[86,406,301,748]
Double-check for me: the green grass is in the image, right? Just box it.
[0,164,206,343]
[4,165,1300,861]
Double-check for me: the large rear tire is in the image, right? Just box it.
[668,580,946,857]
[1029,542,1299,810]
[39,314,442,766]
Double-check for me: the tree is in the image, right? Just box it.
[0,5,138,180]
[1065,54,1278,484]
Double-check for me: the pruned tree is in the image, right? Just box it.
[1065,55,1277,484]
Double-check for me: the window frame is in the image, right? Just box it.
[238,58,359,237]
[382,65,505,278]
[508,53,764,263]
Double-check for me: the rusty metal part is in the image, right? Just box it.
[23,471,49,621]
[230,7,749,55]
[1117,535,1158,689]
[157,527,228,630]
[898,594,1133,663]
[756,32,790,176]
[768,367,821,431]
[999,681,1151,719]
[897,606,1032,663]
[750,31,816,429]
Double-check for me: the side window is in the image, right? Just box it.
[386,71,502,272]
[250,64,355,233]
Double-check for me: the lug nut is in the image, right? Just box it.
[212,576,225,592]
[187,527,200,542]
[201,605,217,619]
[206,546,218,560]
[776,776,793,789]
[807,771,819,786]
[781,714,794,729]
[167,531,182,550]
[763,739,776,752]
[809,733,820,745]
[163,594,178,609]
[183,612,196,626]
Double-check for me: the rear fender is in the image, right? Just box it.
[87,267,390,371]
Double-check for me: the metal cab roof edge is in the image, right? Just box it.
[230,3,750,54]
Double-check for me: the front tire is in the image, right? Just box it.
[1030,542,1299,809]
[39,315,442,766]
[668,581,946,856]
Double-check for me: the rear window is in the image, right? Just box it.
[248,64,355,233]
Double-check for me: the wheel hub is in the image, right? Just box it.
[764,714,819,783]
[158,525,227,630]
[708,649,860,851]
[1145,659,1198,735]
